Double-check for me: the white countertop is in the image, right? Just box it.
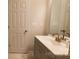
[35,35,69,56]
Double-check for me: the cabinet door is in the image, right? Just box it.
[34,38,55,59]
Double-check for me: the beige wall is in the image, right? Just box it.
[30,0,48,34]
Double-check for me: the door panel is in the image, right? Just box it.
[8,0,30,53]
[9,0,49,53]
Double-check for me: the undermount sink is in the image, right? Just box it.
[48,34,70,48]
[48,35,70,55]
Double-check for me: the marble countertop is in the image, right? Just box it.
[35,35,69,56]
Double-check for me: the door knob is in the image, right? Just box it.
[24,30,27,34]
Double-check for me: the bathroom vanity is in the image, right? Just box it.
[34,35,70,59]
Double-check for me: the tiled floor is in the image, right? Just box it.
[8,53,33,59]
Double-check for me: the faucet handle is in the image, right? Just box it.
[60,30,66,33]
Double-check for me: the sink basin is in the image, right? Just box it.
[49,35,70,55]
[48,34,70,48]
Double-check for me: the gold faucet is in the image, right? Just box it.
[60,30,70,40]
[60,30,66,40]
[53,30,70,42]
[53,33,61,42]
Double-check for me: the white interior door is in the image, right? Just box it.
[9,0,49,53]
[8,0,32,53]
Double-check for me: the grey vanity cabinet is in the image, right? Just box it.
[34,38,55,59]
